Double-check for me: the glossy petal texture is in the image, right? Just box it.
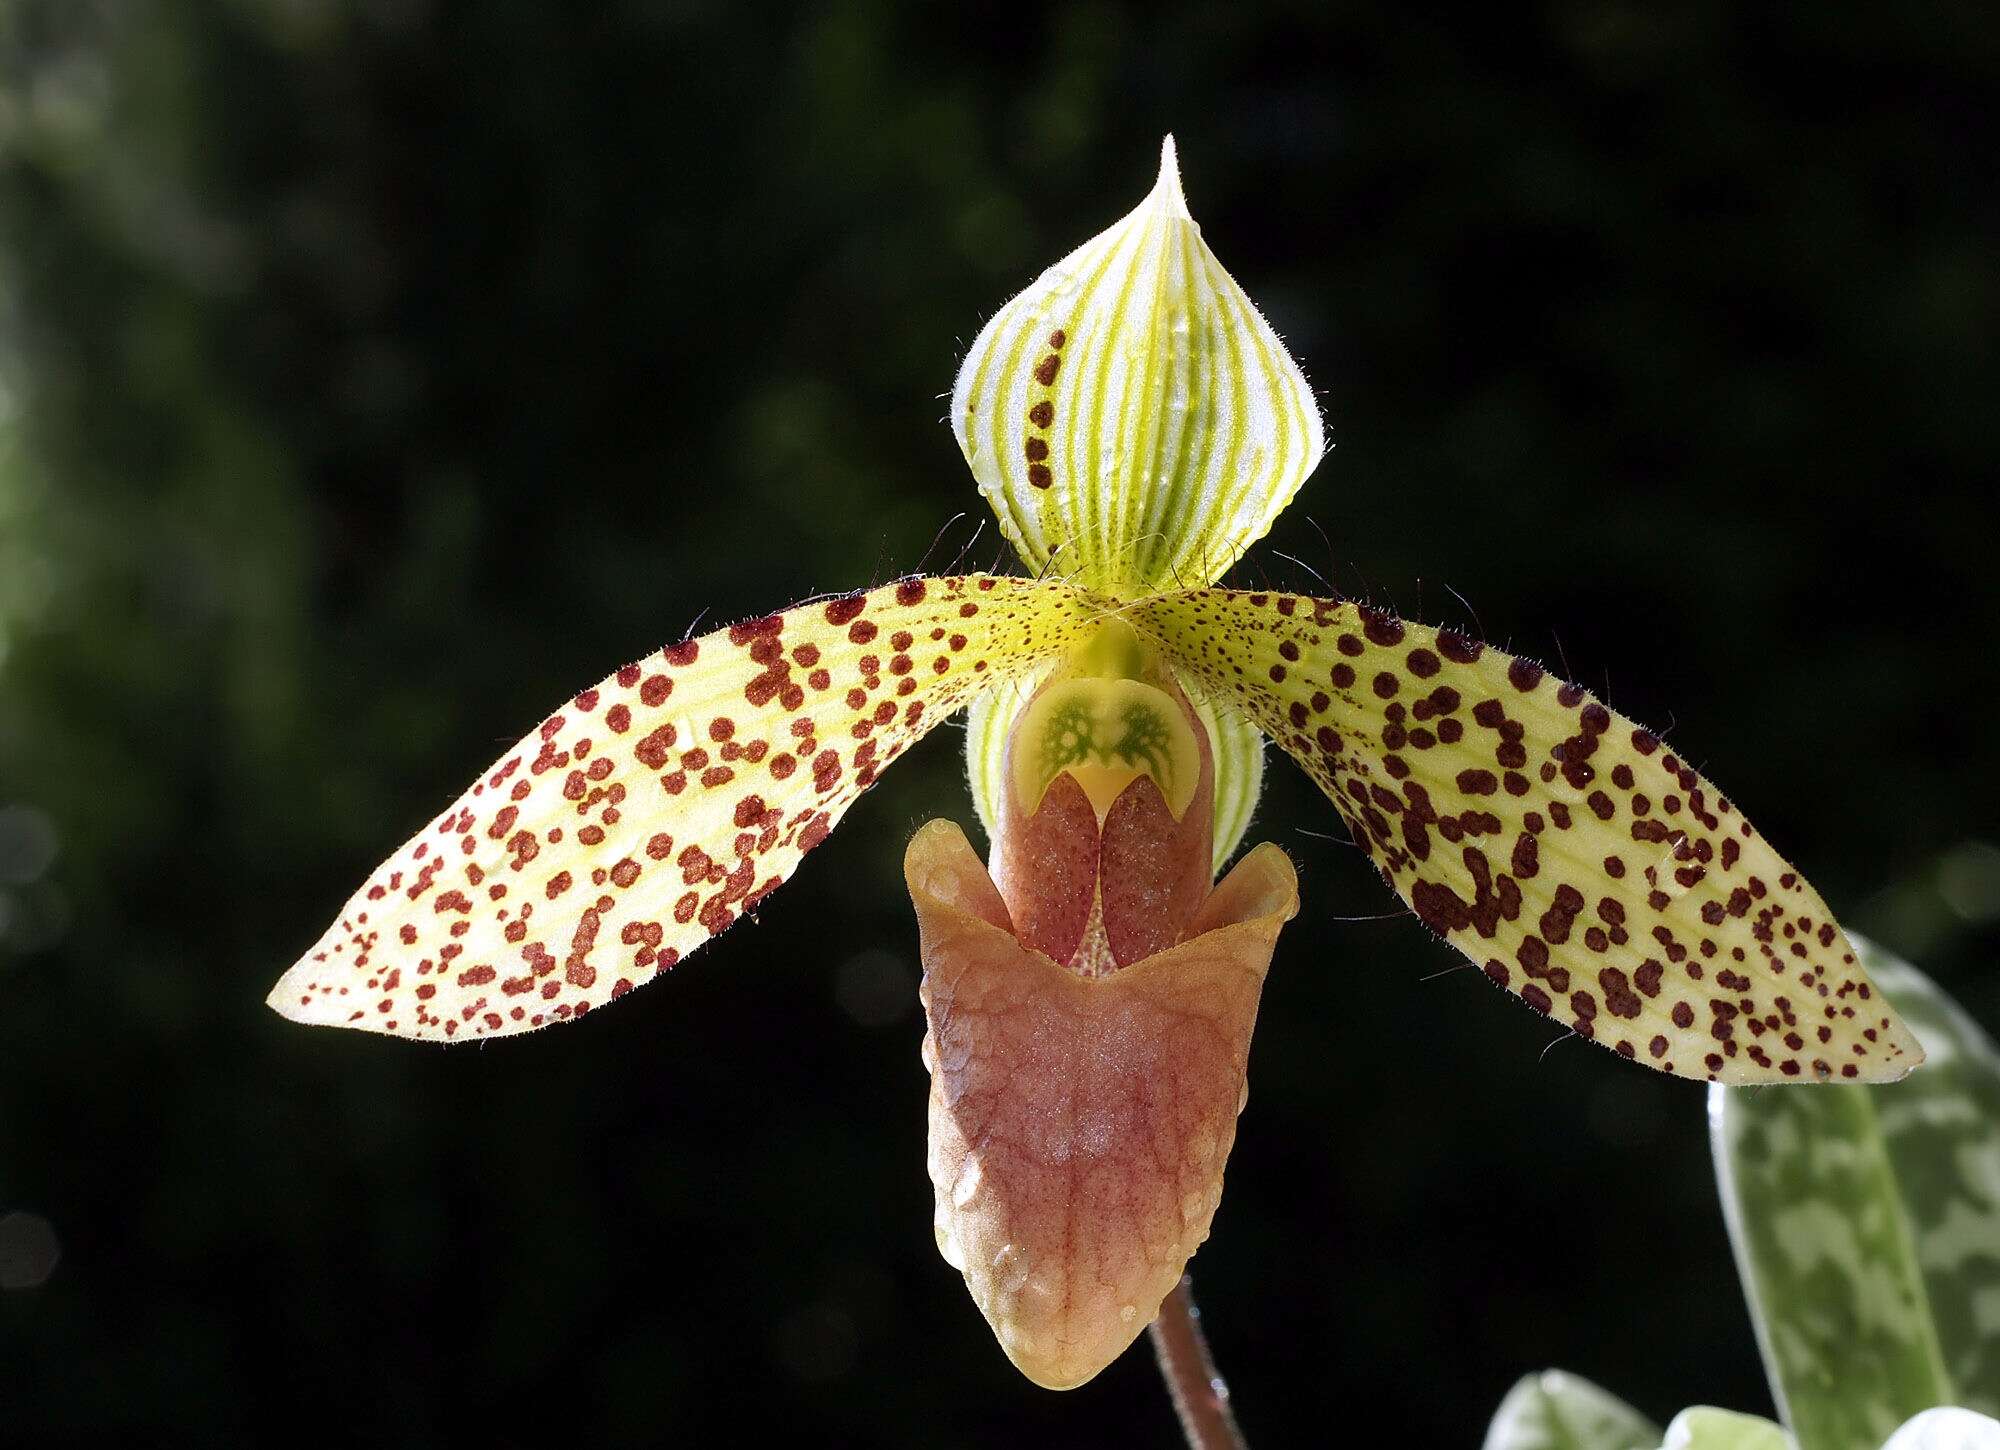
[1712,943,2000,1450]
[951,138,1323,597]
[906,819,1297,1390]
[1134,588,1924,1084]
[966,664,1263,873]
[1481,1370,1661,1450]
[269,576,1092,1039]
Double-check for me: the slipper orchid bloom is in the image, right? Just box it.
[272,138,1923,1391]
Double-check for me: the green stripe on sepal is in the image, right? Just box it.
[964,670,1044,847]
[1710,938,2000,1450]
[950,138,1323,599]
[1482,1369,1662,1450]
[1190,686,1264,874]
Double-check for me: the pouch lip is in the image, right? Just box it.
[905,819,1298,998]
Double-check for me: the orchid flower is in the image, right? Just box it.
[271,138,1924,1392]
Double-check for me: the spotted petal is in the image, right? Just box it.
[270,575,1093,1040]
[952,138,1323,599]
[1134,588,1925,1084]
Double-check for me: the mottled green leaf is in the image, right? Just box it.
[1863,960,2000,1418]
[1879,1407,2000,1449]
[1661,1407,1795,1450]
[1710,939,2000,1450]
[1483,1369,1662,1450]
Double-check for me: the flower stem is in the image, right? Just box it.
[1148,1275,1247,1450]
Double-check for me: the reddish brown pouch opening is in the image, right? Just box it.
[906,819,1297,1389]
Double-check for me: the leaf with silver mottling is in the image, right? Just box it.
[1711,940,2000,1450]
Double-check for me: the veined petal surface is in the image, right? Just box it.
[907,819,1297,1389]
[271,575,1092,1040]
[964,668,1044,846]
[952,138,1323,598]
[1134,588,1924,1085]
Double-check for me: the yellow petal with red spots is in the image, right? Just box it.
[269,575,1093,1040]
[951,138,1323,599]
[1134,588,1925,1085]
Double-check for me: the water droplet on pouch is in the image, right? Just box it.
[991,1242,1030,1294]
[952,1158,983,1207]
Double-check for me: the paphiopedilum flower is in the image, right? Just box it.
[272,139,1924,1391]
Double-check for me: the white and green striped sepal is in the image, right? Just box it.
[951,137,1324,601]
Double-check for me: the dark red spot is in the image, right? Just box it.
[1437,631,1482,663]
[799,813,832,852]
[635,725,678,770]
[1360,608,1405,647]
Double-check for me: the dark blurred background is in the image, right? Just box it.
[1,2,1996,1445]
